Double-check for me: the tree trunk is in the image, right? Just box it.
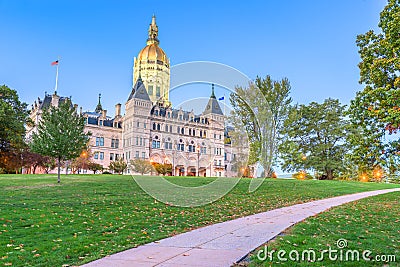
[57,158,61,183]
[326,169,334,180]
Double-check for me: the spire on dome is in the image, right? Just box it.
[147,15,159,45]
[95,93,103,113]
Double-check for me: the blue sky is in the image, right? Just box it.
[0,0,386,115]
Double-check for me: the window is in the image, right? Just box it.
[99,120,103,126]
[136,137,139,146]
[153,123,156,130]
[201,147,207,154]
[140,137,143,146]
[144,122,147,129]
[148,85,153,95]
[189,129,192,135]
[155,110,159,116]
[111,138,119,148]
[152,136,160,148]
[100,152,104,160]
[142,152,146,159]
[224,152,227,161]
[94,152,99,159]
[96,137,104,146]
[156,86,160,97]
[152,140,160,148]
[135,151,139,158]
[137,121,140,128]
[181,128,184,135]
[157,124,160,131]
[177,143,184,151]
[110,153,114,161]
[177,126,180,133]
[115,154,119,160]
[179,114,183,120]
[188,145,195,152]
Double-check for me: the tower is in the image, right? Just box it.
[133,15,170,107]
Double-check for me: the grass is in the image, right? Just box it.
[248,191,400,267]
[0,174,398,266]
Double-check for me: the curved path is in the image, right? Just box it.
[82,188,399,267]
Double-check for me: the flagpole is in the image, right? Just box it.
[54,63,59,95]
[223,93,226,127]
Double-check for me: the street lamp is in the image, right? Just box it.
[196,144,200,177]
[171,149,176,176]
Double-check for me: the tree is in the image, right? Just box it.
[71,150,91,174]
[348,0,400,174]
[352,1,400,139]
[109,158,127,174]
[0,85,30,171]
[88,162,103,174]
[279,99,350,180]
[21,150,51,174]
[153,163,172,175]
[30,99,90,183]
[129,159,154,175]
[230,75,292,176]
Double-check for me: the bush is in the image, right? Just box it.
[102,171,112,175]
[292,171,313,180]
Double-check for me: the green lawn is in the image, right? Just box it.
[249,192,400,267]
[0,175,398,267]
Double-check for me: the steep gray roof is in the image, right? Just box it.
[128,76,151,101]
[203,87,224,115]
[38,94,69,110]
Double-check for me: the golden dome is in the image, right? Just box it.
[137,43,169,67]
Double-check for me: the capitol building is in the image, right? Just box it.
[28,16,240,177]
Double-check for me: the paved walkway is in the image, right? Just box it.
[82,188,399,267]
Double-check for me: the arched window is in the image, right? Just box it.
[177,139,184,151]
[181,128,184,135]
[188,140,195,152]
[157,124,161,131]
[165,137,173,149]
[152,123,156,130]
[152,135,160,149]
[189,129,192,135]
